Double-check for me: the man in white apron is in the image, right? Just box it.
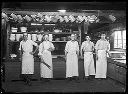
[38,34,55,82]
[95,33,110,79]
[81,35,95,80]
[65,34,80,83]
[19,33,38,86]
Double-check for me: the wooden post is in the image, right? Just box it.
[6,23,10,61]
[84,21,88,34]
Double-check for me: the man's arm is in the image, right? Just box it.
[33,45,39,54]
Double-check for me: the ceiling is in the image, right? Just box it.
[2,2,126,11]
[2,2,126,33]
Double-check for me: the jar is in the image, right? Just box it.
[16,34,21,41]
[32,34,37,41]
[20,27,27,32]
[11,27,17,32]
[10,34,15,41]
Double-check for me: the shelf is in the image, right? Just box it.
[11,32,79,34]
[52,41,67,42]
[9,41,68,42]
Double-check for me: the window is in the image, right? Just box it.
[114,30,126,49]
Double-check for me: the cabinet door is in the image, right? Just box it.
[5,62,21,82]
[107,62,116,79]
[115,66,126,84]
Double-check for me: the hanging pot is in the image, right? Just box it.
[78,15,84,22]
[109,15,116,22]
[31,15,37,22]
[10,13,18,22]
[10,34,15,41]
[17,15,23,23]
[45,15,51,22]
[64,16,69,23]
[83,16,88,22]
[51,16,58,23]
[59,16,64,22]
[69,15,75,22]
[2,12,9,22]
[37,13,43,18]
[24,15,32,22]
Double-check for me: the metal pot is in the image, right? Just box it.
[16,34,21,41]
[55,38,60,41]
[10,34,15,41]
[61,37,67,41]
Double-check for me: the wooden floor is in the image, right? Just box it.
[2,57,126,93]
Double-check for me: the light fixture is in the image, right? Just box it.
[58,10,66,13]
[44,24,55,25]
[31,23,42,25]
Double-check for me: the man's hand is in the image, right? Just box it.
[64,56,67,62]
[19,57,22,61]
[80,55,84,59]
[48,48,53,51]
[96,54,98,60]
[29,52,34,55]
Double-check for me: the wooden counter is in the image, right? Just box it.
[107,58,126,85]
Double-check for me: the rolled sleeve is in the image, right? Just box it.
[19,41,22,50]
[38,43,43,55]
[95,40,100,50]
[76,42,79,52]
[65,42,69,52]
[50,42,55,49]
[81,42,84,51]
[32,41,38,46]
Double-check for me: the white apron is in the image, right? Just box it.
[95,50,107,78]
[84,52,95,76]
[22,52,34,74]
[66,52,78,78]
[40,50,53,78]
[39,41,54,78]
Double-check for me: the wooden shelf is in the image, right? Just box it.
[11,32,79,34]
[9,41,68,42]
[52,41,67,42]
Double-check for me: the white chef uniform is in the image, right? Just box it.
[81,41,95,77]
[38,41,55,78]
[65,41,79,78]
[19,40,37,74]
[95,39,110,78]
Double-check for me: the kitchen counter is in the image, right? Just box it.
[107,58,126,85]
[107,58,126,68]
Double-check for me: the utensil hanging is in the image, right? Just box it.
[10,13,18,22]
[69,15,75,22]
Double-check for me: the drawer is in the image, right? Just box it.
[115,66,126,84]
[115,66,126,75]
[107,63,116,79]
